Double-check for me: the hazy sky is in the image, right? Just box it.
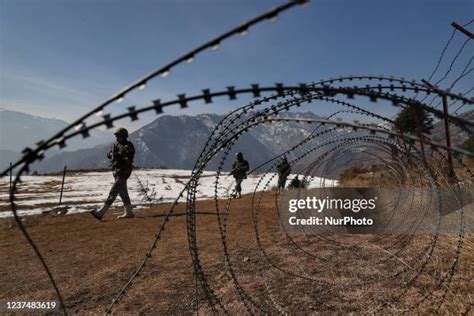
[0,0,473,130]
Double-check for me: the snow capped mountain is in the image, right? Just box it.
[0,108,111,152]
[431,110,473,147]
[0,108,69,152]
[249,111,318,157]
[24,111,332,173]
[0,108,112,170]
[130,111,327,171]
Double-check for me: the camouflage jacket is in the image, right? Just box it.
[231,159,249,179]
[108,141,135,177]
[276,160,291,177]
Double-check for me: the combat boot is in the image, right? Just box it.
[118,204,134,219]
[91,204,110,220]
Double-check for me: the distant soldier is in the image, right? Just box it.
[230,152,250,199]
[91,127,135,220]
[289,175,301,189]
[276,156,291,191]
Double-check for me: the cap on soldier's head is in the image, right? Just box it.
[114,127,129,138]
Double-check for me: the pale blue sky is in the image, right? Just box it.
[0,0,473,130]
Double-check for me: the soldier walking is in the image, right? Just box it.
[230,152,250,199]
[276,156,291,191]
[91,127,136,220]
[289,175,301,189]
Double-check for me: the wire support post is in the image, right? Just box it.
[59,165,67,205]
[441,94,457,181]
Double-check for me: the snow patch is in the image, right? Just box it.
[0,168,337,218]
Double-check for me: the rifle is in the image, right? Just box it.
[226,167,236,179]
[108,144,125,167]
[227,164,249,179]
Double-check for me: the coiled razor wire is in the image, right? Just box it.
[3,79,473,314]
[185,96,471,313]
[2,1,309,314]
[1,0,473,313]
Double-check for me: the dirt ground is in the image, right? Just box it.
[1,192,473,315]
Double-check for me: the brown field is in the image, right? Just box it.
[0,192,473,314]
[338,160,474,188]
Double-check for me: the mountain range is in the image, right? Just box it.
[431,110,473,148]
[0,108,111,170]
[2,109,472,174]
[30,111,325,173]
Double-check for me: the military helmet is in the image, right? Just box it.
[114,127,129,138]
[236,152,243,159]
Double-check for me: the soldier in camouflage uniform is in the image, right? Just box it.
[91,127,136,220]
[230,152,250,199]
[276,155,291,192]
[289,175,301,188]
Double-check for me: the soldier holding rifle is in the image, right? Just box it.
[229,152,250,199]
[276,155,291,192]
[91,127,135,220]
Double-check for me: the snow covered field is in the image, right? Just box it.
[0,169,338,218]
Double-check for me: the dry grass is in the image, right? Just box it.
[338,161,474,188]
[0,192,472,314]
